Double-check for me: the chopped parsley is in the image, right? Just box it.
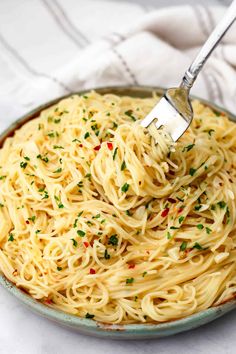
[179,216,184,224]
[142,271,147,277]
[85,313,94,319]
[37,154,49,163]
[84,132,90,139]
[8,233,14,242]
[197,224,204,229]
[194,205,202,211]
[54,118,61,124]
[77,230,85,237]
[121,160,126,171]
[217,201,226,209]
[108,234,118,246]
[112,147,118,160]
[71,238,78,247]
[170,226,179,230]
[20,162,27,169]
[126,277,134,284]
[78,211,83,217]
[92,214,100,219]
[53,168,62,173]
[57,266,62,271]
[73,219,78,228]
[24,156,30,161]
[206,227,212,234]
[183,143,195,152]
[121,183,129,193]
[167,232,171,239]
[28,216,36,223]
[189,167,197,176]
[124,110,136,121]
[53,145,64,149]
[104,249,110,259]
[0,176,6,180]
[193,242,206,250]
[54,195,64,209]
[180,241,187,251]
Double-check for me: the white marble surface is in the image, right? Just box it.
[1,1,236,353]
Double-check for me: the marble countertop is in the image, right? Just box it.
[1,282,236,354]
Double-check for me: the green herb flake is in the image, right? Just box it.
[78,211,83,217]
[121,160,126,171]
[112,147,118,160]
[170,226,179,230]
[189,167,197,176]
[71,238,78,247]
[142,271,147,277]
[54,118,61,124]
[217,201,226,209]
[0,175,6,180]
[194,205,202,211]
[126,277,134,284]
[85,313,94,319]
[77,230,85,237]
[8,233,14,242]
[167,232,172,239]
[179,216,184,224]
[124,110,136,121]
[84,132,90,139]
[206,227,212,234]
[53,168,62,173]
[20,162,28,169]
[53,145,64,149]
[104,249,110,259]
[92,214,100,219]
[121,183,129,193]
[192,242,206,250]
[108,234,118,246]
[180,241,187,251]
[57,266,62,271]
[28,216,36,223]
[197,224,204,230]
[24,156,30,161]
[183,143,195,152]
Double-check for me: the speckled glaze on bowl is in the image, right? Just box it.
[0,86,236,340]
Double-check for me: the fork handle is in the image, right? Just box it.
[181,0,236,90]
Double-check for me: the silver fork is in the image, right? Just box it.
[141,0,236,142]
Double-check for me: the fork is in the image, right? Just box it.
[141,0,236,142]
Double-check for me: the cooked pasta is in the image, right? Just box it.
[0,91,236,324]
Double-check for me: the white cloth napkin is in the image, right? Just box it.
[0,2,236,132]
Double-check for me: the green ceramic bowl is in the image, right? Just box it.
[0,86,236,340]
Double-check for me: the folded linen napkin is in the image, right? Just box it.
[0,2,236,132]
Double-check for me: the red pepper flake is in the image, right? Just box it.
[26,220,30,224]
[178,207,184,214]
[79,144,83,147]
[89,268,96,274]
[167,198,176,204]
[107,142,113,150]
[83,242,90,248]
[94,145,101,151]
[128,264,135,269]
[161,208,169,217]
[45,298,52,305]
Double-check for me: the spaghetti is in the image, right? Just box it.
[0,91,235,324]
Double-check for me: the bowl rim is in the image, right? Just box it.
[0,85,236,338]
